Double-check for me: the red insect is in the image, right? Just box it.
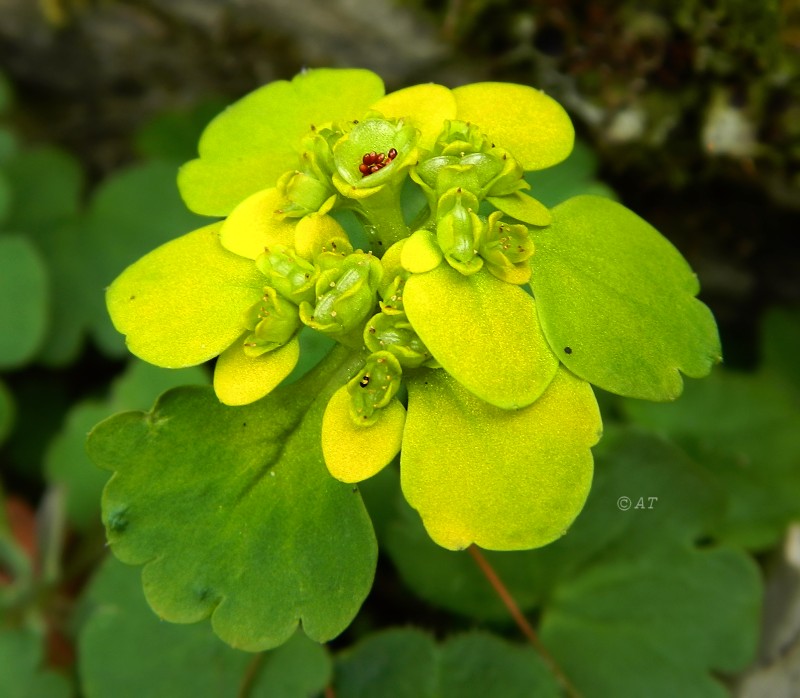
[359,148,398,177]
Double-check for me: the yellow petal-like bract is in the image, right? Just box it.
[322,385,406,483]
[107,224,264,368]
[402,368,601,550]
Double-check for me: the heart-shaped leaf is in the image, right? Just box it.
[531,195,721,400]
[87,348,377,651]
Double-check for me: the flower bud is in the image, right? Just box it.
[299,252,383,336]
[347,351,403,426]
[255,245,317,305]
[480,211,534,284]
[242,287,302,357]
[436,188,483,275]
[432,120,491,157]
[364,312,432,368]
[276,170,336,218]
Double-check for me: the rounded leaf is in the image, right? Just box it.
[370,83,457,150]
[404,265,558,409]
[401,367,601,550]
[531,196,722,400]
[106,223,264,368]
[453,82,574,171]
[322,385,405,483]
[213,337,300,406]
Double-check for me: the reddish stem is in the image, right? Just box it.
[467,545,581,698]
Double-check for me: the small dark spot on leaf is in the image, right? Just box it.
[129,295,136,301]
[564,346,572,355]
[351,486,358,493]
[242,422,247,427]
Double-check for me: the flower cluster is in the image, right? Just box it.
[107,69,720,551]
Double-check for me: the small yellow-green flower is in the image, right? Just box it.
[107,68,720,551]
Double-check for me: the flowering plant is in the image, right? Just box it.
[88,68,720,650]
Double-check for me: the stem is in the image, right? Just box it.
[467,545,581,698]
[356,184,409,252]
[238,653,265,698]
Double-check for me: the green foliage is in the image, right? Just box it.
[79,556,331,698]
[0,379,13,446]
[623,369,800,550]
[385,429,761,696]
[0,65,786,697]
[334,628,560,698]
[531,195,721,400]
[87,348,377,651]
[45,360,208,531]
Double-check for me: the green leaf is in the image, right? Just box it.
[540,433,760,697]
[0,147,85,364]
[335,628,438,698]
[623,369,800,549]
[401,366,600,550]
[440,632,560,698]
[386,429,761,696]
[524,140,616,208]
[178,69,385,216]
[106,222,264,368]
[404,265,558,409]
[334,628,560,698]
[0,627,72,698]
[79,556,331,698]
[486,191,551,227]
[45,361,208,532]
[86,348,377,651]
[452,83,575,171]
[0,236,48,368]
[531,195,721,400]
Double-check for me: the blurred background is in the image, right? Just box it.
[0,2,799,696]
